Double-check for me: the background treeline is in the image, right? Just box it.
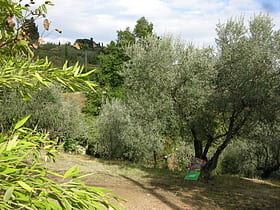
[6,15,280,180]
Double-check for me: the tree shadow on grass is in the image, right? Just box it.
[83,157,280,209]
[141,171,280,210]
[120,175,186,209]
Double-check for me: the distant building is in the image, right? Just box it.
[74,37,103,49]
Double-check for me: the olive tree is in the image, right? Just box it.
[120,14,279,179]
[100,35,215,166]
[247,122,280,178]
[198,14,280,178]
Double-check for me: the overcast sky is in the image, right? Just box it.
[31,0,280,47]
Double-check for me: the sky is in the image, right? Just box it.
[29,0,280,47]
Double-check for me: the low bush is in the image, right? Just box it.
[0,86,91,151]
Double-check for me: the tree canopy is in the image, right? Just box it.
[97,14,280,179]
[83,17,155,116]
[133,16,154,39]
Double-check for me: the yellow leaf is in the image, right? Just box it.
[4,186,14,202]
[17,181,33,192]
[38,38,45,43]
[73,43,81,50]
[43,19,50,30]
[6,135,19,151]
[34,72,44,84]
[31,43,38,49]
[17,35,24,40]
[45,1,55,6]
[6,16,15,28]
[55,28,62,33]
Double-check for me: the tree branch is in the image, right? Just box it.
[202,134,214,160]
[190,128,203,158]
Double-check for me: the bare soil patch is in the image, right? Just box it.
[47,153,280,210]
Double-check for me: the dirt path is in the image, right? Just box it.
[47,154,217,209]
[47,153,280,210]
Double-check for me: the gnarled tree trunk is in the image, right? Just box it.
[198,133,234,180]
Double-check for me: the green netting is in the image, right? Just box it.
[184,172,201,180]
[184,158,206,181]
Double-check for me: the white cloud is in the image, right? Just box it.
[114,0,172,17]
[32,0,280,46]
[166,0,226,11]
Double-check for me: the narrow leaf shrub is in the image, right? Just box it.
[95,99,164,162]
[0,122,122,209]
[0,86,91,151]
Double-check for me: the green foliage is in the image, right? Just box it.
[199,14,280,177]
[22,18,39,44]
[83,17,155,116]
[251,123,280,178]
[220,141,257,177]
[93,99,164,162]
[164,140,195,170]
[0,120,122,209]
[0,56,96,100]
[124,34,215,158]
[133,17,153,39]
[0,1,96,93]
[117,17,153,46]
[96,35,213,162]
[117,27,135,46]
[35,43,101,67]
[96,14,280,180]
[95,41,127,87]
[0,0,29,56]
[220,122,280,178]
[0,86,90,150]
[83,41,127,115]
[0,0,121,209]
[215,15,278,122]
[94,99,129,159]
